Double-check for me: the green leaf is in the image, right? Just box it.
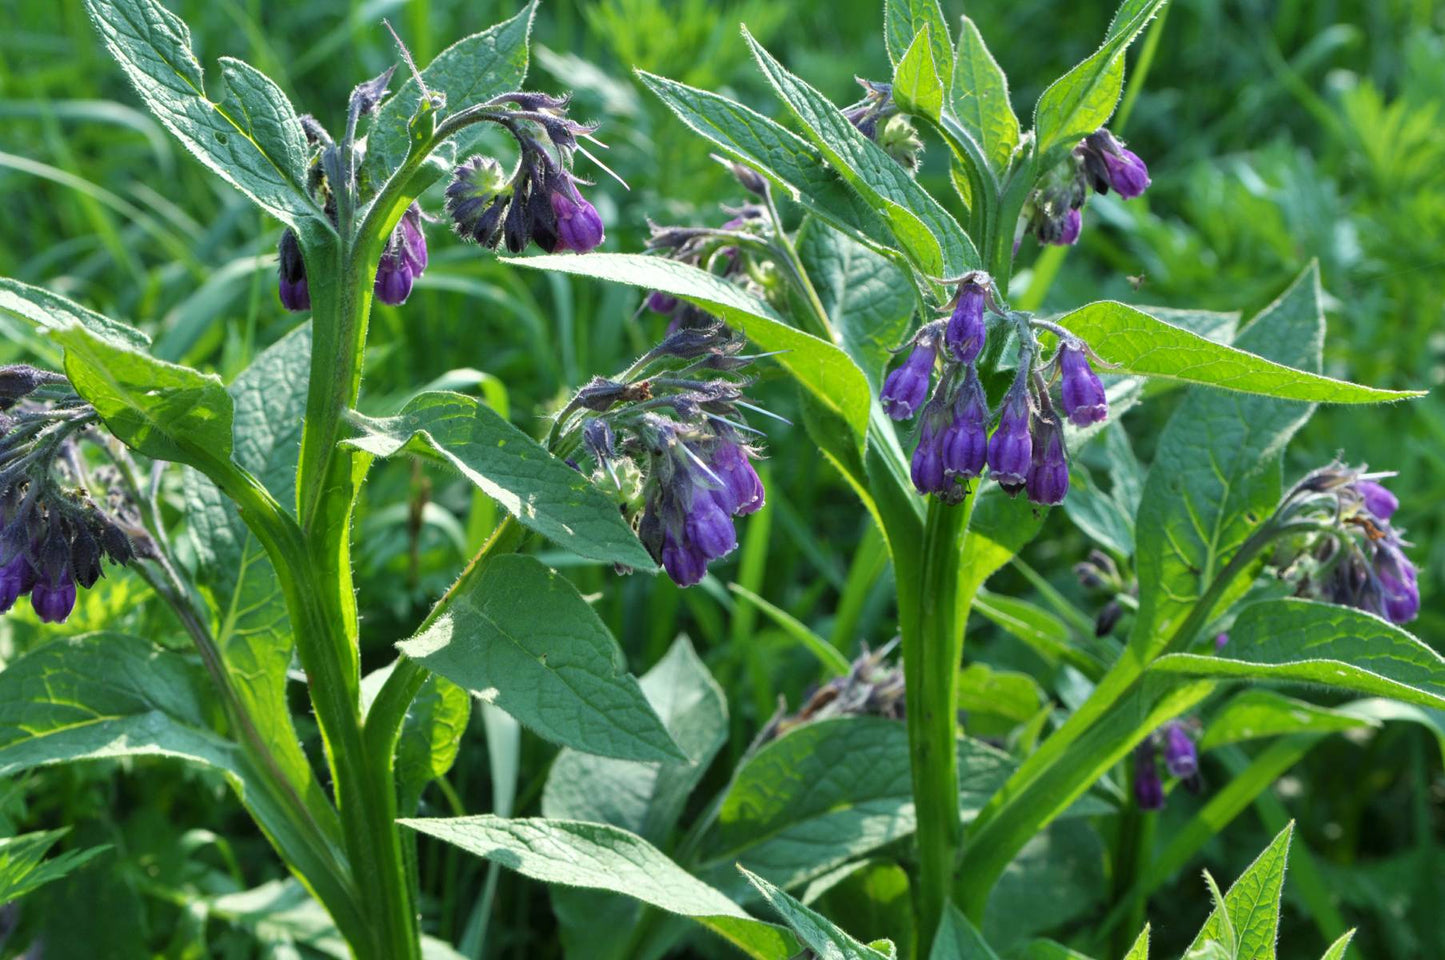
[971,590,1101,678]
[959,486,1047,601]
[729,584,851,677]
[1130,265,1324,655]
[1151,599,1445,711]
[364,2,536,181]
[83,0,316,225]
[1053,301,1422,403]
[884,0,954,80]
[948,18,1020,174]
[744,28,979,277]
[742,866,893,959]
[637,71,896,253]
[344,390,652,569]
[1124,926,1150,960]
[983,820,1108,952]
[54,323,233,470]
[183,323,328,821]
[397,553,682,763]
[514,253,872,447]
[1318,931,1355,960]
[957,663,1046,727]
[795,218,914,390]
[363,664,470,815]
[931,903,1000,959]
[542,635,726,842]
[0,277,149,349]
[400,816,799,960]
[1199,689,1377,752]
[0,829,109,904]
[894,27,944,121]
[1185,823,1293,960]
[1032,0,1170,157]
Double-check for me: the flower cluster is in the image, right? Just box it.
[558,324,770,587]
[881,276,1110,505]
[1023,127,1151,248]
[277,76,604,313]
[1273,465,1419,624]
[0,366,141,624]
[763,642,905,743]
[842,79,924,170]
[1134,720,1201,811]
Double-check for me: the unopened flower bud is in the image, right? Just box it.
[987,384,1032,490]
[941,365,988,480]
[0,555,32,613]
[1162,722,1198,779]
[881,340,937,421]
[1355,480,1398,521]
[277,229,310,312]
[550,177,605,253]
[31,568,75,624]
[1134,742,1165,811]
[1077,129,1150,199]
[910,418,947,496]
[1214,632,1229,652]
[1373,541,1419,624]
[374,248,414,306]
[1026,416,1070,506]
[661,530,708,587]
[647,291,679,314]
[1046,207,1082,247]
[1059,343,1107,427]
[1095,601,1123,637]
[944,280,987,364]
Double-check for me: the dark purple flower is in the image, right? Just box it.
[0,555,32,613]
[1356,480,1398,521]
[941,365,988,479]
[944,281,987,364]
[910,419,947,496]
[31,569,75,624]
[684,493,738,561]
[660,530,708,587]
[647,291,679,314]
[1374,541,1419,624]
[374,250,414,306]
[1133,742,1165,811]
[1214,632,1229,652]
[1046,207,1082,246]
[709,440,764,516]
[1026,416,1070,506]
[1161,722,1198,779]
[551,181,605,253]
[400,203,428,274]
[1078,129,1150,199]
[1059,343,1107,427]
[988,385,1033,490]
[881,341,937,421]
[277,229,309,312]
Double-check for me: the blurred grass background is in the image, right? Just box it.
[0,0,1442,956]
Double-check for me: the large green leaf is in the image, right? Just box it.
[1130,265,1323,654]
[364,2,536,180]
[514,253,872,446]
[884,0,954,79]
[397,554,682,763]
[948,19,1020,174]
[1032,0,1170,157]
[893,27,945,121]
[1185,823,1293,960]
[54,324,233,471]
[637,71,895,252]
[1053,301,1421,402]
[744,28,979,277]
[932,904,1000,959]
[83,0,316,225]
[796,218,915,389]
[1151,599,1445,711]
[0,829,109,905]
[1198,689,1376,751]
[183,323,327,820]
[344,390,653,569]
[0,277,149,349]
[400,816,800,960]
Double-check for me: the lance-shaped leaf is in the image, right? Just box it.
[1151,599,1445,711]
[84,0,316,225]
[894,27,944,121]
[344,390,653,569]
[638,71,895,253]
[1185,823,1293,960]
[0,278,149,349]
[744,28,979,277]
[514,253,872,447]
[884,0,954,79]
[184,324,331,823]
[1130,265,1323,653]
[742,867,894,960]
[400,815,800,960]
[1033,0,1170,157]
[365,1,537,180]
[398,554,682,763]
[948,18,1020,175]
[1199,689,1377,751]
[0,830,109,905]
[53,323,233,471]
[932,904,1001,959]
[1123,927,1150,960]
[1052,301,1421,402]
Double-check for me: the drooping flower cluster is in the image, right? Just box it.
[762,642,905,743]
[277,72,604,312]
[0,366,142,624]
[557,324,770,587]
[1272,465,1420,624]
[1022,126,1151,248]
[841,79,924,170]
[880,275,1111,506]
[1134,720,1201,811]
